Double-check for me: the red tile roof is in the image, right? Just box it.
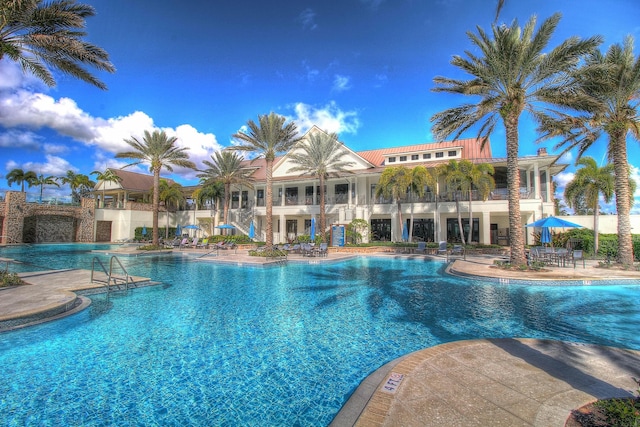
[109,168,175,192]
[356,138,492,167]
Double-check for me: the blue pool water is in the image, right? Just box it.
[1,244,639,426]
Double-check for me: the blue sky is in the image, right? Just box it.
[1,0,639,212]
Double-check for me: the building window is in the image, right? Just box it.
[388,157,396,163]
[435,152,444,158]
[231,191,239,209]
[399,156,407,162]
[241,191,248,209]
[305,186,314,205]
[256,189,264,207]
[285,187,298,205]
[411,154,419,160]
[335,183,348,204]
[448,150,457,157]
[423,153,431,159]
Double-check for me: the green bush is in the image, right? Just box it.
[594,377,640,427]
[0,270,24,287]
[248,249,286,258]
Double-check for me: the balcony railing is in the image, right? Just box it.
[372,188,540,204]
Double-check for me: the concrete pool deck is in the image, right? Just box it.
[1,250,639,426]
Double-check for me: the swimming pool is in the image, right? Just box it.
[1,244,639,426]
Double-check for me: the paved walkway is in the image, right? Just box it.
[1,249,639,426]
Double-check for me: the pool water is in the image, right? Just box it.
[1,244,639,426]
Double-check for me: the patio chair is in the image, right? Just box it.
[437,241,447,256]
[317,242,328,257]
[572,250,585,269]
[449,245,465,260]
[177,238,189,248]
[415,241,426,254]
[196,238,209,249]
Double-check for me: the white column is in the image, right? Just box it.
[481,211,491,245]
[533,162,541,199]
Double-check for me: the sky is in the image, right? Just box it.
[1,0,639,212]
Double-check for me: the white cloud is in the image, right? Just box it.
[0,87,222,181]
[0,129,42,150]
[297,8,317,30]
[289,101,360,136]
[0,60,46,92]
[332,75,352,93]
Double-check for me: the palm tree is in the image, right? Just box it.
[197,150,253,227]
[91,168,122,207]
[59,170,95,203]
[406,165,435,242]
[564,157,627,255]
[159,179,185,239]
[116,130,196,246]
[375,166,412,242]
[33,174,59,202]
[430,14,600,265]
[6,168,37,192]
[232,112,301,247]
[437,160,468,245]
[195,181,225,237]
[538,37,640,265]
[0,0,115,89]
[286,131,355,241]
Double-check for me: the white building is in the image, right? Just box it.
[95,126,572,245]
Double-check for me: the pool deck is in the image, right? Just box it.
[1,248,639,426]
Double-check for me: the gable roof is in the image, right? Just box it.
[96,168,176,192]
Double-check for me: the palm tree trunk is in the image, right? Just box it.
[319,175,326,242]
[265,160,274,247]
[504,115,526,265]
[223,183,230,225]
[456,193,466,245]
[396,199,403,242]
[467,189,473,244]
[152,170,160,246]
[611,131,633,265]
[593,203,599,255]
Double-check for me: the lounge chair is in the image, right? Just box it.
[415,242,426,254]
[196,238,209,249]
[177,238,189,248]
[449,245,465,260]
[437,241,447,256]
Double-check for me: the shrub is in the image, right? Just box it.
[248,249,286,258]
[0,270,24,287]
[594,377,640,427]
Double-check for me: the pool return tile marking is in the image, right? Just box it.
[380,372,404,394]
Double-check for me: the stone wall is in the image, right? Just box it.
[0,191,95,244]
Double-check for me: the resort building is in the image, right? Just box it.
[88,126,567,245]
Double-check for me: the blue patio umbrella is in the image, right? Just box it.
[525,216,582,229]
[248,221,255,239]
[175,224,182,236]
[183,224,200,237]
[310,217,316,240]
[402,223,409,242]
[142,225,147,236]
[540,226,551,244]
[215,224,235,229]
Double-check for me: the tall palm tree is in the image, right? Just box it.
[437,160,468,245]
[406,165,435,242]
[430,14,600,265]
[91,168,122,207]
[195,181,225,237]
[286,131,355,241]
[538,37,640,265]
[159,179,185,239]
[59,170,95,203]
[197,150,253,227]
[564,157,629,255]
[116,130,196,246]
[0,0,115,89]
[232,112,301,247]
[33,174,59,202]
[6,168,37,192]
[375,166,412,242]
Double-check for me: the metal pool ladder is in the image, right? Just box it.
[91,256,134,294]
